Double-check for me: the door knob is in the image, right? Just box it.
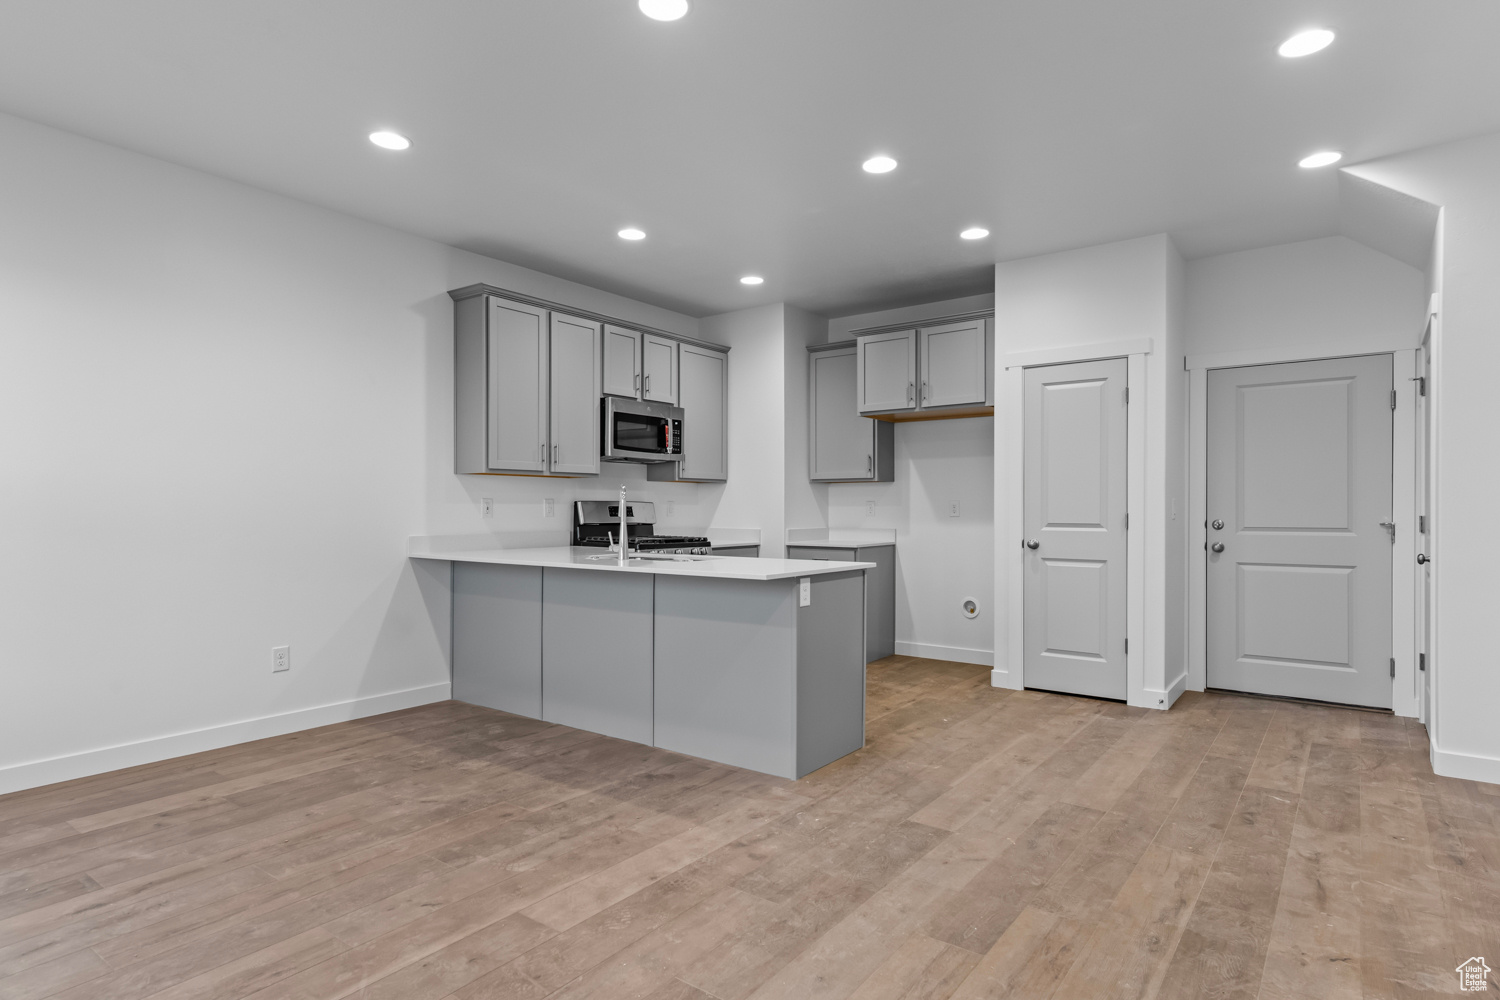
[1417,553,1430,565]
[1211,542,1225,553]
[1025,539,1040,550]
[1211,519,1224,531]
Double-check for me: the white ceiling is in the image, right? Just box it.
[1,0,1497,318]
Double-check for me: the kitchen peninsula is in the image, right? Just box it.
[409,537,874,779]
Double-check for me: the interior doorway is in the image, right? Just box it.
[1021,358,1129,700]
[1205,354,1395,708]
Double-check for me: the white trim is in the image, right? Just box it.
[1003,338,1153,369]
[1431,744,1500,785]
[1144,672,1189,710]
[1000,348,1153,707]
[1126,353,1148,708]
[1187,368,1208,692]
[1187,343,1400,372]
[1187,350,1420,716]
[0,682,452,796]
[896,640,994,666]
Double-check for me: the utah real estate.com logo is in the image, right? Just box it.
[1458,957,1492,992]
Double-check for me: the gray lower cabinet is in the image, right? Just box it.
[809,345,894,482]
[649,342,728,483]
[449,563,865,779]
[451,289,600,476]
[787,544,895,661]
[710,544,760,557]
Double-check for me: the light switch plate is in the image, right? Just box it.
[949,501,960,517]
[481,497,494,519]
[543,497,555,518]
[798,577,811,607]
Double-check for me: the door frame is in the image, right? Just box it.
[1186,343,1419,716]
[1001,338,1150,707]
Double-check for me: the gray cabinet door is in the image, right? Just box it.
[486,297,549,472]
[677,344,728,481]
[811,348,876,481]
[919,319,988,408]
[602,324,641,399]
[641,335,679,405]
[548,313,601,476]
[857,329,917,413]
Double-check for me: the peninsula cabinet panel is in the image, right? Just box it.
[919,318,988,409]
[452,563,542,718]
[810,346,893,482]
[651,342,728,483]
[601,324,642,398]
[857,329,917,414]
[641,334,679,404]
[548,313,601,475]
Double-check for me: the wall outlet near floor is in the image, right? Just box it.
[543,497,555,518]
[481,497,494,519]
[949,501,960,518]
[272,645,290,673]
[865,500,876,517]
[798,577,811,607]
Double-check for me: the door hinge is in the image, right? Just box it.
[1419,652,1427,672]
[1390,657,1396,679]
[1390,389,1398,410]
[1410,376,1427,397]
[1419,514,1427,534]
[1124,638,1128,654]
[1124,512,1129,530]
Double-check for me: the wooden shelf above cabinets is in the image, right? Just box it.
[870,405,995,423]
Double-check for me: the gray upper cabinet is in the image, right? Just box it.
[641,334,679,405]
[652,342,727,483]
[809,346,893,482]
[452,290,599,476]
[919,319,988,408]
[857,329,917,414]
[601,324,642,398]
[548,313,601,476]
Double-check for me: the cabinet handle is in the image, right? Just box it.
[907,382,914,404]
[922,381,928,403]
[540,442,546,463]
[635,373,641,392]
[644,374,651,397]
[866,454,873,475]
[553,444,559,464]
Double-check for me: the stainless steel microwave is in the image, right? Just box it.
[602,397,684,463]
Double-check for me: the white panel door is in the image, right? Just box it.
[548,313,601,476]
[601,325,641,399]
[1207,355,1393,708]
[486,297,548,472]
[857,330,917,413]
[1023,358,1128,700]
[641,335,679,405]
[919,319,987,408]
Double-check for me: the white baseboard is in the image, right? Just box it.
[0,682,452,796]
[1138,673,1188,711]
[1431,744,1500,786]
[894,641,994,667]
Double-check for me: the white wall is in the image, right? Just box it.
[0,110,705,793]
[827,419,995,663]
[1344,131,1500,783]
[992,234,1186,707]
[1185,235,1427,358]
[784,306,831,537]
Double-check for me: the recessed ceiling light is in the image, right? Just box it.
[1298,150,1343,169]
[960,227,990,240]
[618,228,646,240]
[368,131,411,151]
[638,0,689,20]
[862,155,898,174]
[740,275,765,285]
[1278,28,1335,58]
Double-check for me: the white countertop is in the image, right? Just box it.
[408,537,872,581]
[784,529,897,548]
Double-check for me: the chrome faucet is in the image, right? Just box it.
[616,484,629,566]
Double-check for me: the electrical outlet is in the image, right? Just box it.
[865,500,876,517]
[664,500,675,518]
[949,501,960,518]
[272,645,290,673]
[543,497,555,518]
[481,497,494,519]
[798,577,811,607]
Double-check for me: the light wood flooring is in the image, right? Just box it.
[1,656,1497,1000]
